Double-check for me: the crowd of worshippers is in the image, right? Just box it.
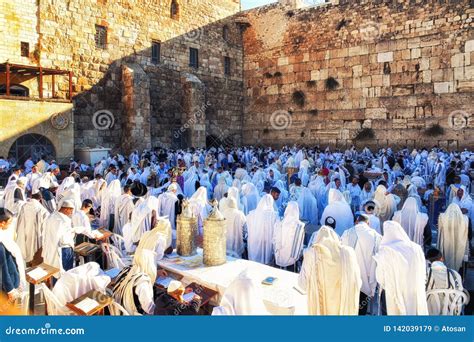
[0,145,473,315]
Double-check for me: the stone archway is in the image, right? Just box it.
[8,133,56,165]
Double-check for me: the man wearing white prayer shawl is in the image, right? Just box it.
[15,191,49,263]
[187,187,210,235]
[222,198,247,258]
[452,186,474,226]
[157,183,179,231]
[373,221,428,315]
[320,189,354,236]
[52,262,111,306]
[273,201,305,268]
[99,179,122,229]
[241,183,259,215]
[437,203,468,271]
[213,176,228,201]
[212,269,269,315]
[113,228,168,315]
[128,196,159,246]
[393,197,428,246]
[114,185,135,235]
[219,187,243,213]
[298,226,361,315]
[373,185,397,227]
[3,177,27,215]
[246,195,279,265]
[341,215,381,315]
[296,187,318,226]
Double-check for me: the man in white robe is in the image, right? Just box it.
[126,196,159,249]
[373,221,428,315]
[157,183,179,231]
[320,189,354,236]
[15,190,49,264]
[425,248,464,315]
[273,201,305,268]
[99,179,122,230]
[374,185,398,227]
[241,183,259,215]
[114,185,135,236]
[299,226,361,315]
[3,177,26,215]
[213,177,229,202]
[437,203,468,271]
[393,197,428,246]
[222,198,247,258]
[246,195,279,265]
[341,214,382,315]
[212,270,269,315]
[42,200,83,277]
[296,187,318,226]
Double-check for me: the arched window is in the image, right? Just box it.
[223,25,229,42]
[170,0,179,20]
[0,84,29,97]
[8,133,56,165]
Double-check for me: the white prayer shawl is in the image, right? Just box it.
[341,222,381,296]
[374,185,397,225]
[359,189,374,211]
[15,199,49,263]
[213,177,229,201]
[56,177,75,201]
[273,202,305,267]
[393,197,428,246]
[212,270,269,315]
[42,212,74,277]
[114,194,135,235]
[241,183,260,215]
[437,203,468,271]
[157,191,178,230]
[183,172,198,198]
[297,187,318,225]
[52,262,111,306]
[130,196,158,244]
[100,180,122,228]
[3,183,25,215]
[374,221,428,315]
[451,188,474,225]
[320,189,354,236]
[246,195,279,265]
[298,226,361,315]
[56,184,82,212]
[222,199,247,257]
[0,220,27,289]
[188,187,210,235]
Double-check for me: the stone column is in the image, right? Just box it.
[121,63,152,154]
[181,73,206,148]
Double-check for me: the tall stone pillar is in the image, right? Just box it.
[121,63,152,154]
[181,73,206,148]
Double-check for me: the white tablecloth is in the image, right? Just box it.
[158,249,308,315]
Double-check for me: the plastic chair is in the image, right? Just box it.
[101,243,132,270]
[426,288,469,315]
[39,283,75,315]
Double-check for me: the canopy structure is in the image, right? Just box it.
[0,62,72,101]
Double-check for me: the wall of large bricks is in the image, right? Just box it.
[242,0,474,149]
[37,0,243,151]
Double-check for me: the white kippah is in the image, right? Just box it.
[167,280,182,293]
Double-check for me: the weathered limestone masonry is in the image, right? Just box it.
[36,0,243,153]
[242,0,474,149]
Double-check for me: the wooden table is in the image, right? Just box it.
[25,263,59,314]
[66,290,113,316]
[74,242,101,265]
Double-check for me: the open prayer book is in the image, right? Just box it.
[75,297,99,314]
[27,267,48,281]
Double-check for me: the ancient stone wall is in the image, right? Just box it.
[242,0,474,149]
[35,0,243,150]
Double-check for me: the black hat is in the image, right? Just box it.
[325,216,336,229]
[131,181,148,197]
